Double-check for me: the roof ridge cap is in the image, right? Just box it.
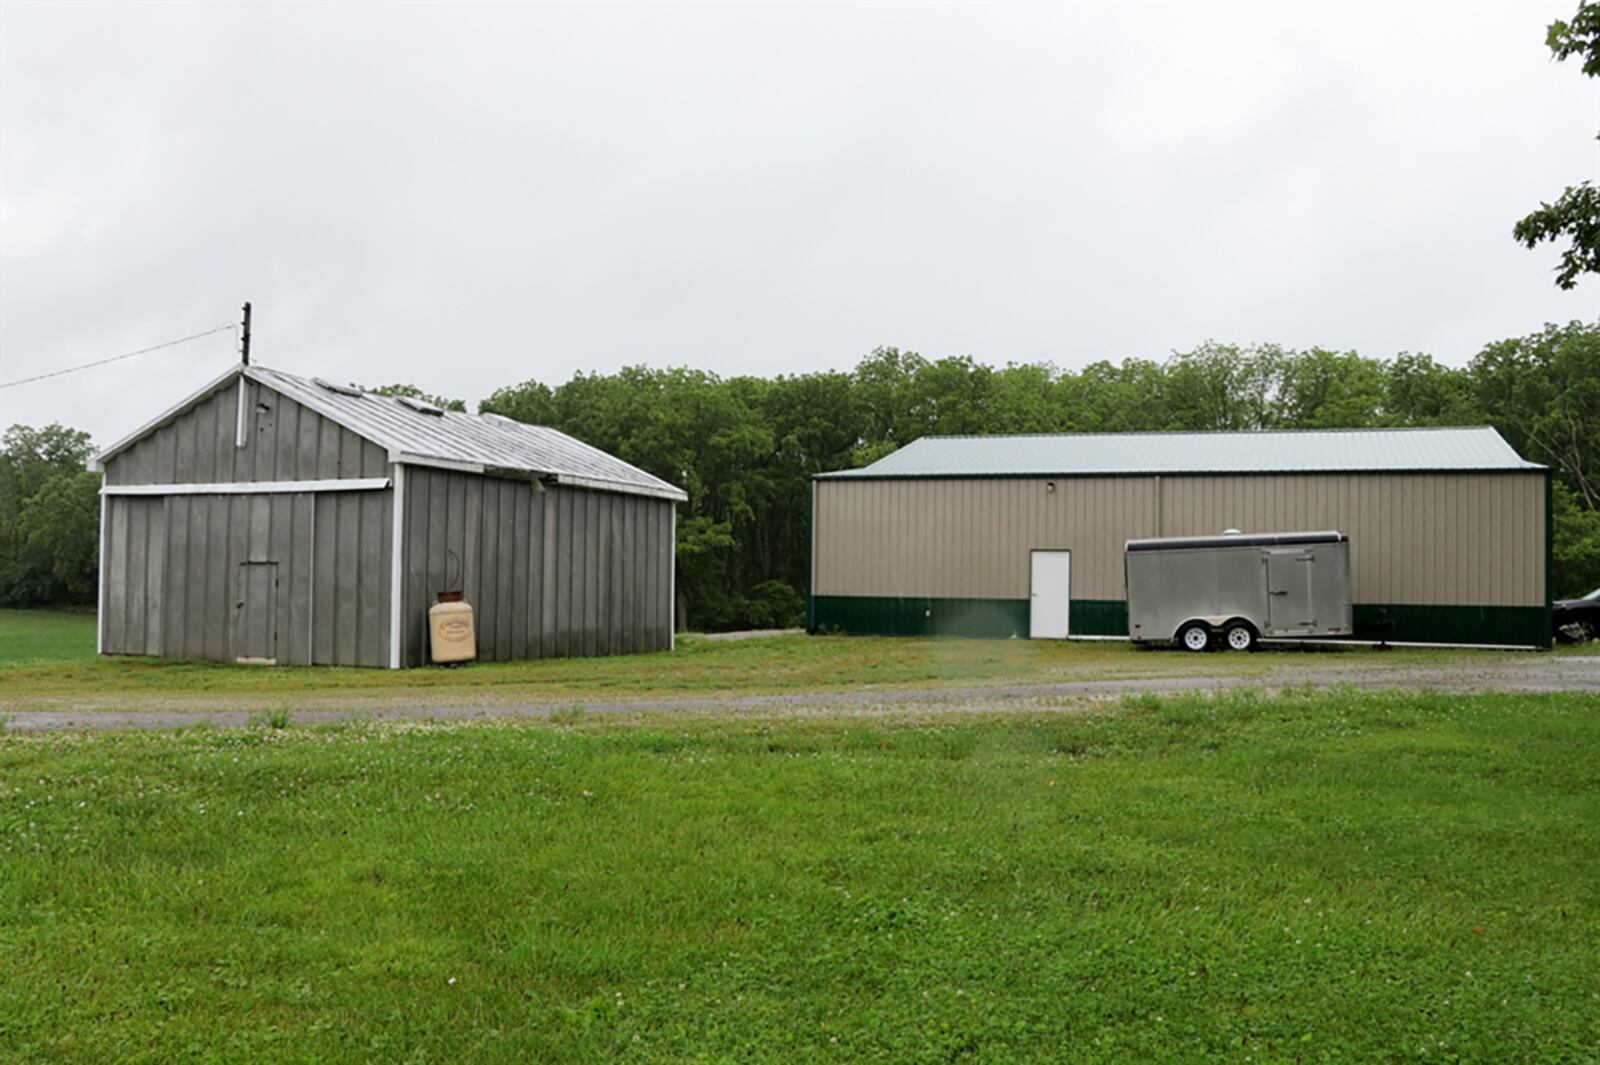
[915,425,1501,441]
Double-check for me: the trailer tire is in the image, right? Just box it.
[1223,622,1258,652]
[1177,622,1212,652]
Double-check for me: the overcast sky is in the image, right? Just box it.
[2,1,1596,448]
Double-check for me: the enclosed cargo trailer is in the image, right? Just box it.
[1125,531,1352,651]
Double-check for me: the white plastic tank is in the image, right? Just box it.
[428,593,477,663]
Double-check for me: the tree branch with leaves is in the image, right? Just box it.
[1513,2,1600,290]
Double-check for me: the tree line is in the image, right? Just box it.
[4,321,1596,625]
[476,322,1600,627]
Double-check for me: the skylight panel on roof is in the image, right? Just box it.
[395,395,445,416]
[313,377,365,398]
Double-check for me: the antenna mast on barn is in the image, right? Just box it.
[240,302,252,366]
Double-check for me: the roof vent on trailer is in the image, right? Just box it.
[396,395,445,416]
[1222,528,1243,536]
[313,377,365,398]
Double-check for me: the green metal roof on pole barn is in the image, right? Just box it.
[815,427,1543,479]
[808,427,1551,648]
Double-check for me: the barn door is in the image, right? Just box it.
[236,561,279,663]
[1029,550,1071,638]
[1264,550,1314,633]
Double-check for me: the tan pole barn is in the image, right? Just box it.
[808,428,1551,648]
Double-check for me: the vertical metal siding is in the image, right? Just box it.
[397,470,674,667]
[102,379,388,487]
[102,487,392,666]
[813,472,1545,607]
[540,495,558,657]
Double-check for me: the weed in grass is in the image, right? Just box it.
[548,703,588,725]
[247,706,293,730]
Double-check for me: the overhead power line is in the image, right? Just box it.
[0,322,238,391]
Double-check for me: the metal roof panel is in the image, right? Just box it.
[249,366,687,501]
[817,427,1541,479]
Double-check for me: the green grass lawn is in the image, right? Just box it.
[0,609,98,667]
[3,609,1591,712]
[2,689,1597,1062]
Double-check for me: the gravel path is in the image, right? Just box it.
[5,655,1597,734]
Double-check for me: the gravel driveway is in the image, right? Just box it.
[6,655,1597,734]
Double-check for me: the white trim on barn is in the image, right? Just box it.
[388,450,485,475]
[670,506,677,650]
[96,488,108,655]
[234,377,247,448]
[389,462,406,669]
[387,455,689,503]
[101,478,391,496]
[550,472,688,503]
[308,496,317,664]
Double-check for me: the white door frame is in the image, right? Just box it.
[1029,549,1071,639]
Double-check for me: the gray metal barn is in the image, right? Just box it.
[91,363,685,668]
[809,428,1551,648]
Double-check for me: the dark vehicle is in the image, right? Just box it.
[1554,587,1600,643]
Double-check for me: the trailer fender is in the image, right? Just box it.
[1175,616,1233,636]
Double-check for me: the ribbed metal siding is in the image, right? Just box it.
[399,469,674,666]
[101,488,393,666]
[812,473,1545,607]
[1159,474,1544,607]
[102,378,387,486]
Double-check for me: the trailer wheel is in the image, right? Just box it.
[1177,622,1212,652]
[1223,622,1258,652]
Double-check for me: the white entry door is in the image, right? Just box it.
[1029,550,1071,639]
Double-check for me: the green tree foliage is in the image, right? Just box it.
[16,471,101,603]
[1547,0,1600,76]
[1515,185,1600,292]
[0,425,98,606]
[1383,353,1482,426]
[364,383,468,411]
[7,322,1598,618]
[1552,482,1600,596]
[1513,2,1600,289]
[1471,321,1600,509]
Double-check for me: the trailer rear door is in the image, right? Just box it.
[1264,549,1315,634]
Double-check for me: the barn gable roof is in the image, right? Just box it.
[816,427,1543,480]
[92,364,688,502]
